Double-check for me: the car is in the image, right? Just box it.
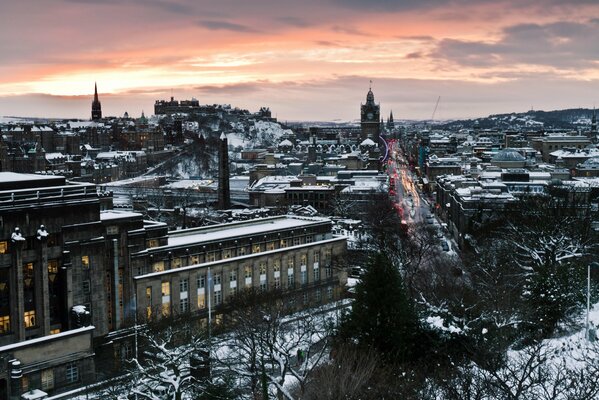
[441,241,450,251]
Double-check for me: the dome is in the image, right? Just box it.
[278,139,293,147]
[360,138,376,147]
[491,148,526,162]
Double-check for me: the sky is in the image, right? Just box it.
[0,0,598,121]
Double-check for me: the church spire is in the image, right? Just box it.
[91,82,102,121]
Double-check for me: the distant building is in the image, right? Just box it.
[360,85,381,143]
[91,83,102,121]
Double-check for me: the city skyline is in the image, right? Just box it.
[1,0,598,121]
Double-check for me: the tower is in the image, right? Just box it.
[91,82,102,121]
[591,108,597,139]
[360,82,380,142]
[386,110,395,131]
[218,133,231,210]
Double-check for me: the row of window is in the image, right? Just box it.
[146,262,334,319]
[21,362,79,393]
[150,236,322,272]
[152,248,329,274]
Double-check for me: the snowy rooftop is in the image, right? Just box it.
[100,210,143,221]
[163,216,331,249]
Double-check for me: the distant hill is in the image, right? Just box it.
[434,108,596,131]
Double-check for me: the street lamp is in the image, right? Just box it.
[586,261,599,341]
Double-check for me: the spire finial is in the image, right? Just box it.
[369,80,372,91]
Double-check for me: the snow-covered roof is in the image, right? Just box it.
[164,216,330,249]
[360,138,376,147]
[100,210,143,221]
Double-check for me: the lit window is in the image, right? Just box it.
[280,239,288,248]
[24,311,36,328]
[81,256,89,268]
[244,265,252,279]
[239,247,246,256]
[253,244,261,254]
[161,282,170,297]
[0,241,8,254]
[273,261,280,272]
[147,239,159,248]
[48,260,59,274]
[172,258,182,269]
[50,328,61,335]
[41,369,54,390]
[267,242,275,251]
[259,262,267,275]
[191,255,200,264]
[65,362,79,383]
[300,254,307,266]
[223,249,231,259]
[0,315,10,334]
[153,261,165,272]
[198,292,206,309]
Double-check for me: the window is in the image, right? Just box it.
[214,290,222,306]
[197,274,205,288]
[293,237,301,246]
[179,278,188,293]
[191,254,200,264]
[274,260,280,272]
[223,249,231,259]
[82,280,91,295]
[50,328,61,334]
[198,292,206,309]
[239,247,246,256]
[306,235,313,243]
[161,282,170,297]
[315,289,322,303]
[253,244,261,254]
[65,362,79,383]
[287,271,295,289]
[208,252,216,262]
[313,266,320,281]
[146,287,152,319]
[81,255,89,268]
[327,286,334,300]
[267,242,275,251]
[326,266,333,278]
[180,298,189,313]
[24,310,36,328]
[300,254,307,266]
[0,315,9,334]
[274,276,281,289]
[172,257,182,269]
[48,260,59,274]
[153,261,165,272]
[314,253,320,263]
[259,262,267,276]
[41,369,55,390]
[301,270,307,285]
[147,239,159,248]
[244,265,252,278]
[280,239,288,248]
[287,258,294,269]
[230,270,237,282]
[0,241,7,254]
[213,274,221,286]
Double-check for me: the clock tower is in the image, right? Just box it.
[360,83,380,142]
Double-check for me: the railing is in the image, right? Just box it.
[0,184,101,208]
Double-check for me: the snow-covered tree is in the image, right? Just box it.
[214,289,333,399]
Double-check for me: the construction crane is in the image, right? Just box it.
[431,96,441,122]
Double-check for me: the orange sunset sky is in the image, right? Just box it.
[1,0,598,121]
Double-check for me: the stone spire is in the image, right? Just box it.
[91,82,102,121]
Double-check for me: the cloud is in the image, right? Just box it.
[276,16,312,28]
[432,20,599,69]
[197,20,261,33]
[331,25,373,37]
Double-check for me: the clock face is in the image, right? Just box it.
[367,112,374,120]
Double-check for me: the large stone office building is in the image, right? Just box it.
[0,172,347,399]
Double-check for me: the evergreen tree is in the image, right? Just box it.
[339,253,420,363]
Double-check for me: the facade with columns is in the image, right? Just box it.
[0,172,348,398]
